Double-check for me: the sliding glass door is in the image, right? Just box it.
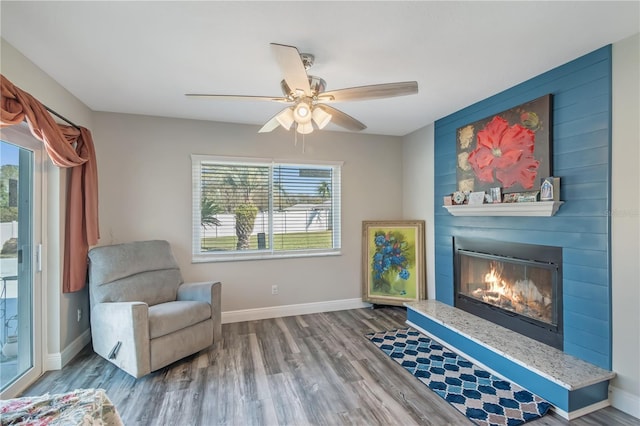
[0,125,43,397]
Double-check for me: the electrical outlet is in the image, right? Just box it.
[77,308,82,322]
[271,285,279,295]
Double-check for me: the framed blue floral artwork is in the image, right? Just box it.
[362,220,426,305]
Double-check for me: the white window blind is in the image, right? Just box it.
[192,155,341,262]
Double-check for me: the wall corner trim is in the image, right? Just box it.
[609,385,640,419]
[45,329,91,371]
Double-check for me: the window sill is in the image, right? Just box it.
[192,249,342,263]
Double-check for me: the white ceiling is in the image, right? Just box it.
[1,1,638,136]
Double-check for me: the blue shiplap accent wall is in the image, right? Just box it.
[433,46,612,369]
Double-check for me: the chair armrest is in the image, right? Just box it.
[177,281,221,304]
[90,301,151,378]
[177,281,222,343]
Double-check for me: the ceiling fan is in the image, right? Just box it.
[186,43,418,134]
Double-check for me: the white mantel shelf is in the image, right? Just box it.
[443,201,564,217]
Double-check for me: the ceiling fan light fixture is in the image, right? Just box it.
[276,107,295,130]
[296,122,314,134]
[312,107,332,129]
[293,101,312,124]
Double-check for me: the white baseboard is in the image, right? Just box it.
[45,329,91,371]
[610,385,640,419]
[222,298,371,324]
[45,352,61,371]
[552,399,610,420]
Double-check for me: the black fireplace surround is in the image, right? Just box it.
[454,237,563,350]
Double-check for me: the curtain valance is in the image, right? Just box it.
[1,74,99,292]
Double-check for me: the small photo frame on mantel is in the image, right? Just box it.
[468,191,486,205]
[362,220,426,306]
[503,193,519,203]
[517,191,539,203]
[490,187,502,204]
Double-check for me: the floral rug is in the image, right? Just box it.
[0,388,123,425]
[367,328,552,426]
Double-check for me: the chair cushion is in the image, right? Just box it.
[89,240,180,284]
[88,240,183,306]
[93,269,183,306]
[148,301,212,339]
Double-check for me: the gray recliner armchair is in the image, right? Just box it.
[88,240,221,378]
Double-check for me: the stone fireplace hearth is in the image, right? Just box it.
[405,299,616,419]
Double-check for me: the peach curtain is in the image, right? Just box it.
[1,74,99,292]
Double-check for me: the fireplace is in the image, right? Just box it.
[454,238,563,350]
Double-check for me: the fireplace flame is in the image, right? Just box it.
[470,261,551,323]
[473,262,509,304]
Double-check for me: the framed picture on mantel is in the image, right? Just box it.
[362,220,426,306]
[456,94,552,194]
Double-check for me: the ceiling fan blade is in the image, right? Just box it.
[316,104,366,132]
[258,113,282,133]
[271,43,312,97]
[185,94,289,103]
[258,106,296,133]
[317,81,418,103]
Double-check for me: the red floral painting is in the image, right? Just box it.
[456,95,552,194]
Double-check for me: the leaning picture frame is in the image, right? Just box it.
[362,220,426,306]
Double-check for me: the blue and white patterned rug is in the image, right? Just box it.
[366,328,552,426]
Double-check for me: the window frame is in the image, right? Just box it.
[191,154,342,263]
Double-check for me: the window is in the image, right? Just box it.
[192,155,342,262]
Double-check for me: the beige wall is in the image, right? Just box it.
[402,124,435,299]
[611,32,640,417]
[92,112,403,312]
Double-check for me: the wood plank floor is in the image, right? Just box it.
[22,307,639,425]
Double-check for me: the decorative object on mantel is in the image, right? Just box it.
[367,328,552,426]
[489,187,502,203]
[361,220,426,306]
[540,176,560,201]
[456,94,553,194]
[502,193,519,203]
[452,191,466,205]
[503,191,539,203]
[443,201,564,217]
[467,191,486,205]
